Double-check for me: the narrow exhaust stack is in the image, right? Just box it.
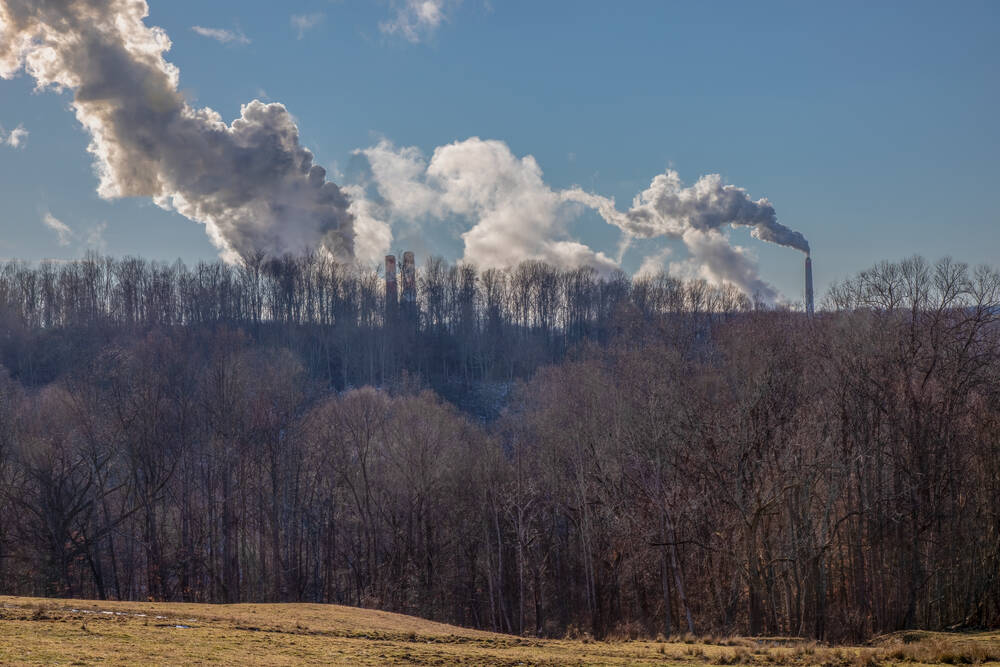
[385,254,398,317]
[805,255,814,316]
[402,251,416,305]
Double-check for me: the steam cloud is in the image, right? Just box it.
[0,0,354,262]
[352,137,808,299]
[353,138,618,272]
[562,171,809,298]
[42,212,74,247]
[564,171,809,254]
[40,211,107,252]
[0,0,807,298]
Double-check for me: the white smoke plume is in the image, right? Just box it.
[351,136,804,299]
[634,246,672,280]
[354,137,618,272]
[672,229,778,302]
[563,170,809,297]
[40,211,108,252]
[342,183,393,269]
[0,0,804,297]
[564,171,809,254]
[0,0,354,263]
[42,212,74,246]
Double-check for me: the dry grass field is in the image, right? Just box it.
[1,595,998,666]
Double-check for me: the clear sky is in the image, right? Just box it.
[1,0,997,303]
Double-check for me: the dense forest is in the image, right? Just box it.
[0,253,997,642]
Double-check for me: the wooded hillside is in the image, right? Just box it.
[0,254,997,642]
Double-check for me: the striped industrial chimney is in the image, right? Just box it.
[805,255,814,316]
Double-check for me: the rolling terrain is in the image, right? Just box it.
[1,596,998,665]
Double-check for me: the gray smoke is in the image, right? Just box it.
[351,136,807,298]
[0,0,806,297]
[563,170,809,298]
[0,0,353,262]
[565,170,809,254]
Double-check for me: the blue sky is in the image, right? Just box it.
[0,0,997,302]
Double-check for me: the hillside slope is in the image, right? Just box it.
[1,596,998,665]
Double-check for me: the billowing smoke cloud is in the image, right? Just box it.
[562,170,809,297]
[634,246,672,280]
[342,183,393,269]
[354,137,618,272]
[352,136,805,299]
[672,229,778,302]
[0,0,353,262]
[564,171,808,254]
[0,0,804,297]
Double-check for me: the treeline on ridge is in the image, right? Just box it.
[0,252,754,405]
[0,253,998,642]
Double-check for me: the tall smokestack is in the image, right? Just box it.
[385,254,398,316]
[805,255,814,316]
[402,251,416,305]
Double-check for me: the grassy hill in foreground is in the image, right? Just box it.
[1,596,998,666]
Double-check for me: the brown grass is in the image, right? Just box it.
[871,630,1000,665]
[0,596,997,665]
